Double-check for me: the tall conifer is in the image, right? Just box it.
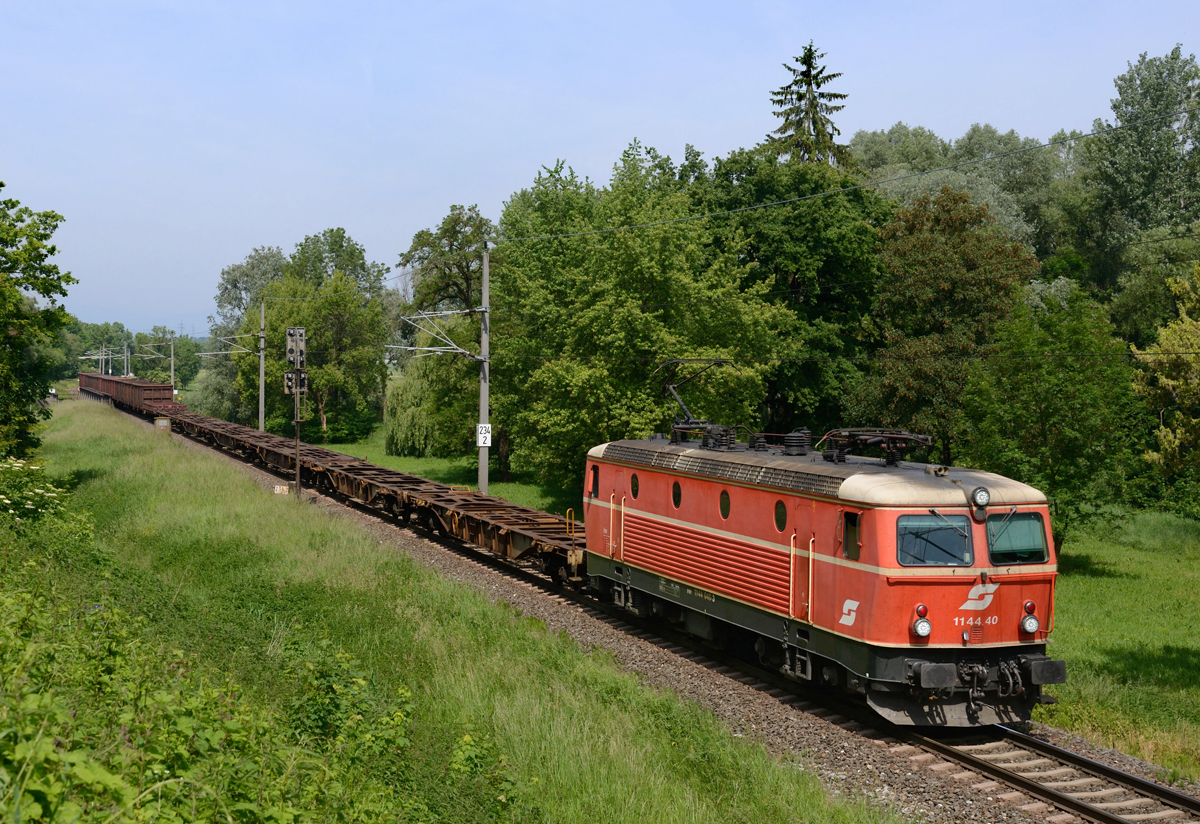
[767,41,851,167]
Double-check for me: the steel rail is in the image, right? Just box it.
[998,725,1200,819]
[908,732,1133,823]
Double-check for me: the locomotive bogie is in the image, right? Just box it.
[584,438,1067,726]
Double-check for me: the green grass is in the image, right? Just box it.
[1037,511,1200,780]
[35,400,893,824]
[323,426,582,518]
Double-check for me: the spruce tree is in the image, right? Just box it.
[767,41,851,166]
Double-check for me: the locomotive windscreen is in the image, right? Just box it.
[986,512,1049,565]
[896,514,974,566]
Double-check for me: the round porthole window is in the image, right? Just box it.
[630,473,639,499]
[774,500,787,532]
[719,490,730,519]
[672,480,682,509]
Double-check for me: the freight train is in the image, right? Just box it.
[80,372,1065,727]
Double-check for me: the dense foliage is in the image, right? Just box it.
[493,148,791,487]
[848,189,1040,465]
[0,183,75,455]
[960,280,1143,540]
[376,42,1200,534]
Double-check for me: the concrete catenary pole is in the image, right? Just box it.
[478,242,490,495]
[258,300,265,431]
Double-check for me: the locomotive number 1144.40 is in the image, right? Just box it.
[954,615,998,627]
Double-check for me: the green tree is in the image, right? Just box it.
[850,121,1081,252]
[1133,264,1200,479]
[384,316,481,459]
[766,41,851,166]
[130,327,202,387]
[196,246,288,422]
[385,206,495,463]
[1109,223,1200,346]
[0,183,75,455]
[1080,45,1200,290]
[849,122,949,174]
[847,188,1040,464]
[960,278,1139,541]
[237,271,387,441]
[68,320,133,374]
[701,144,891,434]
[287,227,389,294]
[496,147,790,487]
[400,205,494,312]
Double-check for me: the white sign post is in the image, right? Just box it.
[476,424,493,448]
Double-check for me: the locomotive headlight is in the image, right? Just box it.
[971,486,991,508]
[1020,614,1040,634]
[913,617,933,637]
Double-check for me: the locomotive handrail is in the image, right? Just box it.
[619,496,626,562]
[609,493,616,559]
[807,535,815,623]
[788,531,797,618]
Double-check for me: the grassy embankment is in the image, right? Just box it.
[27,399,891,823]
[1038,515,1200,781]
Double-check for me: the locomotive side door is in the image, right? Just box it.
[791,497,815,622]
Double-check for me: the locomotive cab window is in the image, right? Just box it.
[987,511,1048,565]
[589,465,599,498]
[896,513,973,566]
[672,481,682,509]
[841,512,861,561]
[719,490,730,519]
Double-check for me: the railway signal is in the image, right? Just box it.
[284,327,307,502]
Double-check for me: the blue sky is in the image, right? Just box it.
[3,0,1197,333]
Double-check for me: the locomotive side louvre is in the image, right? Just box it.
[584,437,1067,727]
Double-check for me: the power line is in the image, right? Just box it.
[499,105,1200,244]
[485,349,1190,365]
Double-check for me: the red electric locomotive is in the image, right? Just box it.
[583,426,1066,727]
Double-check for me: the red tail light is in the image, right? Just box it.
[1024,600,1036,614]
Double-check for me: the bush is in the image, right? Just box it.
[0,456,67,530]
[0,463,436,822]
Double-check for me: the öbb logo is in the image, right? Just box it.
[959,582,1000,611]
[838,599,860,626]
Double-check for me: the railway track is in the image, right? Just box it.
[97,393,1199,824]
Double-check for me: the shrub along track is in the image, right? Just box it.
[104,401,1200,824]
